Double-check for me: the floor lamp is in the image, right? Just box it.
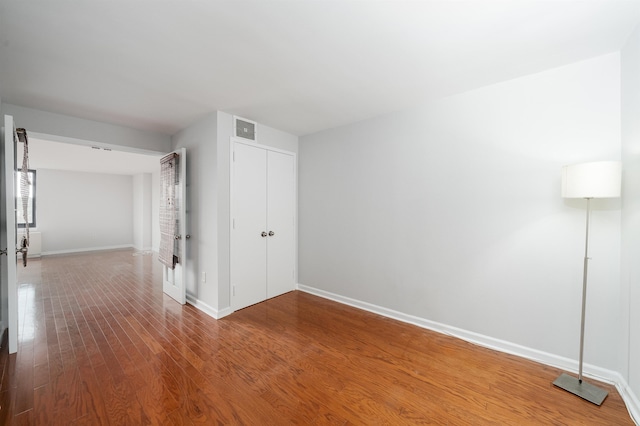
[553,161,621,406]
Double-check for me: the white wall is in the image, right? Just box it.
[0,96,8,334]
[133,174,143,250]
[171,113,218,308]
[133,173,152,251]
[215,112,231,313]
[152,171,160,252]
[171,111,298,316]
[37,169,133,254]
[299,53,622,371]
[621,24,640,414]
[3,104,170,154]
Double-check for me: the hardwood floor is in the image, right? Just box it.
[0,249,634,425]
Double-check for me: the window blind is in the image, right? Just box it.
[159,152,179,269]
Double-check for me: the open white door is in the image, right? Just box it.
[162,148,187,304]
[1,115,19,354]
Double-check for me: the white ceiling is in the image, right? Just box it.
[1,1,640,139]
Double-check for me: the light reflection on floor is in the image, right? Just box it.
[17,284,35,343]
[16,258,39,344]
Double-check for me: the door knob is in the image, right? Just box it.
[261,232,267,237]
[20,249,27,267]
[268,231,274,236]
[18,235,28,267]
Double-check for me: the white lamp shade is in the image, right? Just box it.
[561,161,621,198]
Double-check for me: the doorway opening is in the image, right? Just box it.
[16,135,163,258]
[13,132,169,355]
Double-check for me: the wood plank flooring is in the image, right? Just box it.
[0,249,634,425]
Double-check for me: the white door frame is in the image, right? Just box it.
[2,114,19,354]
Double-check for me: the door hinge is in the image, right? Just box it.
[232,285,236,296]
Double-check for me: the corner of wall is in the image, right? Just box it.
[216,110,233,312]
[171,111,219,311]
[616,374,640,425]
[186,293,233,320]
[621,21,640,423]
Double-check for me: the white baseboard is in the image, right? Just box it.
[297,283,640,425]
[41,244,134,256]
[186,294,233,320]
[133,246,153,252]
[615,373,640,425]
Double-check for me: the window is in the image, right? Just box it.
[17,169,36,228]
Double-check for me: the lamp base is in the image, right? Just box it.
[553,373,608,405]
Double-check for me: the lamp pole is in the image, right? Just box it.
[553,196,607,404]
[578,197,591,384]
[554,161,620,405]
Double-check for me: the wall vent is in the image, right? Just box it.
[234,116,257,141]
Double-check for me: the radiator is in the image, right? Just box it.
[17,230,41,258]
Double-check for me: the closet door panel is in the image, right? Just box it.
[231,143,267,310]
[266,150,296,299]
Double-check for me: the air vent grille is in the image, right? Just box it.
[234,117,257,141]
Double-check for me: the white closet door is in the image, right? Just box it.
[231,142,267,310]
[266,150,296,298]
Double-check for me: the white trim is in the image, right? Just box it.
[4,114,18,354]
[229,138,234,310]
[28,131,168,156]
[41,244,134,256]
[615,374,640,425]
[132,246,153,253]
[231,137,295,156]
[297,283,640,424]
[186,294,233,319]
